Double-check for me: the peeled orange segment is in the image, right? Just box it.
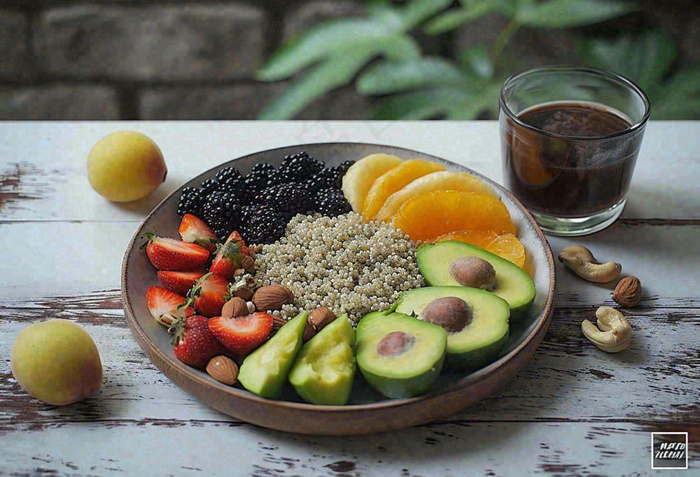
[434,230,526,268]
[374,171,497,222]
[393,190,516,242]
[361,159,446,220]
[341,154,403,212]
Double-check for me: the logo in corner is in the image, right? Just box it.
[651,432,688,470]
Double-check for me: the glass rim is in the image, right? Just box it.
[499,65,651,141]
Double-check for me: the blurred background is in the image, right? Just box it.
[0,0,697,120]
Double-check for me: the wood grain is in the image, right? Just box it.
[0,122,697,221]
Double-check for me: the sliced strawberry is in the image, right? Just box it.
[170,315,227,368]
[144,234,210,271]
[157,270,205,296]
[209,231,249,279]
[146,286,194,327]
[179,214,218,252]
[189,272,229,317]
[208,312,274,357]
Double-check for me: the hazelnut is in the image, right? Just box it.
[240,255,255,272]
[613,276,642,307]
[449,257,496,290]
[421,297,472,332]
[221,297,248,318]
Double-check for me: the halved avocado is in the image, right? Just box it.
[238,311,308,399]
[395,286,510,370]
[417,241,535,319]
[355,311,446,399]
[288,314,356,405]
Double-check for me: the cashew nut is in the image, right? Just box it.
[558,245,621,283]
[581,306,631,353]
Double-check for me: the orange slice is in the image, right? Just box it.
[393,190,516,242]
[434,230,526,268]
[361,159,445,220]
[374,171,497,222]
[341,154,403,212]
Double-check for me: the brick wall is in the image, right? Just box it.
[0,0,697,120]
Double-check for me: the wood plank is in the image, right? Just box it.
[1,221,697,304]
[1,420,696,476]
[0,121,698,222]
[2,303,697,428]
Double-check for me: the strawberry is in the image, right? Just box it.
[157,270,205,296]
[188,272,230,317]
[179,214,218,252]
[208,312,274,357]
[209,231,249,279]
[144,234,210,271]
[170,315,227,368]
[146,286,194,327]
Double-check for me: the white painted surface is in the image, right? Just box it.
[0,122,698,476]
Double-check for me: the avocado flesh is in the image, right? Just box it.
[395,286,510,370]
[355,312,446,399]
[238,311,308,399]
[288,315,356,405]
[417,241,535,319]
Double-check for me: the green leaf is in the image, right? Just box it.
[651,66,700,119]
[460,46,494,80]
[424,0,498,34]
[259,50,376,119]
[400,0,454,30]
[516,0,636,28]
[578,30,676,90]
[382,35,422,62]
[357,57,467,95]
[445,82,502,119]
[371,89,472,119]
[257,18,389,81]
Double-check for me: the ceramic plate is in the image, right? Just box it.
[121,142,556,435]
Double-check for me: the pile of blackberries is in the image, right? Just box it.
[177,152,354,244]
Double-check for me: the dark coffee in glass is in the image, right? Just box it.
[500,67,650,236]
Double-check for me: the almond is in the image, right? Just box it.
[240,255,255,272]
[309,307,336,331]
[271,315,288,329]
[302,321,316,342]
[252,285,294,311]
[613,276,641,307]
[232,287,254,301]
[206,355,238,385]
[233,268,246,278]
[222,297,248,318]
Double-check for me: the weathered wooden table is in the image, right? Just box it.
[1,122,697,476]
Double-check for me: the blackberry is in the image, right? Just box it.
[244,163,279,189]
[218,178,245,197]
[304,173,332,200]
[201,178,220,194]
[314,188,351,217]
[337,160,355,174]
[278,152,324,182]
[214,167,242,184]
[177,187,205,217]
[321,166,347,189]
[239,205,287,244]
[202,192,241,239]
[266,182,312,219]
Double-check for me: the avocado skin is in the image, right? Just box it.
[445,330,509,370]
[238,312,308,399]
[417,241,535,321]
[355,312,446,399]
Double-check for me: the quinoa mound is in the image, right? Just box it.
[254,212,424,324]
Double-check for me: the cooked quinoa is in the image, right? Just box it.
[254,212,425,324]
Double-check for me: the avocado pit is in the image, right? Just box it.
[421,297,472,332]
[377,331,416,357]
[449,256,496,290]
